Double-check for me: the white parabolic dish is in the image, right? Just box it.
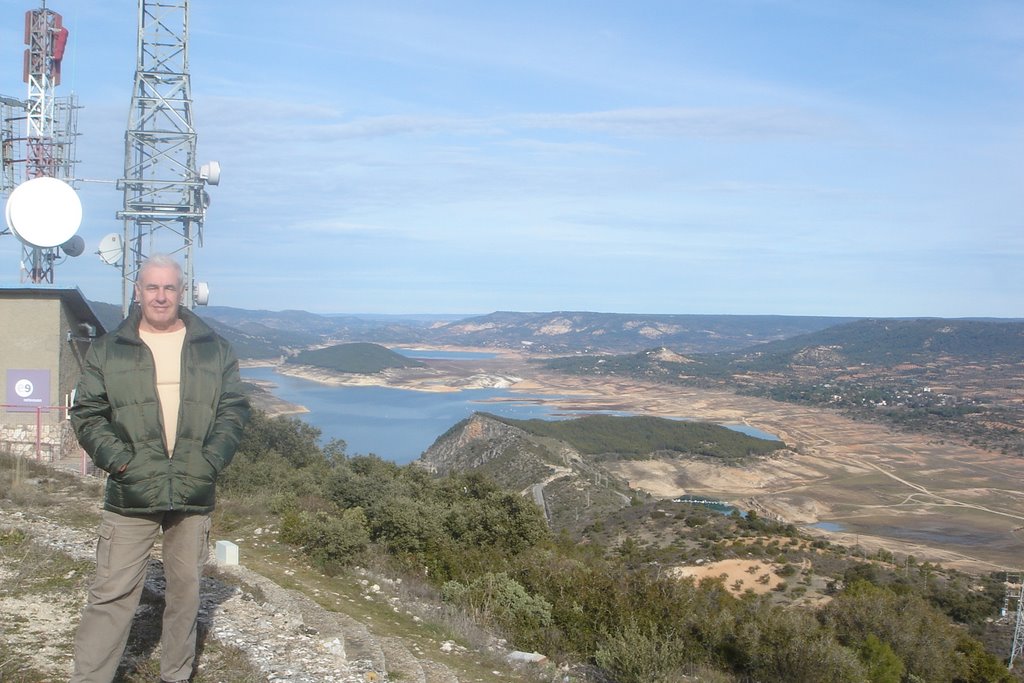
[5,176,83,248]
[97,232,123,265]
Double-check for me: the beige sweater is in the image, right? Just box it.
[140,327,186,456]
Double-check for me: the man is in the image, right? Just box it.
[70,254,250,683]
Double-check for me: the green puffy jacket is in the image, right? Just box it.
[71,306,251,515]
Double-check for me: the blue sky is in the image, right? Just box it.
[1,1,1022,317]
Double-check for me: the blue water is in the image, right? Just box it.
[721,423,780,442]
[243,365,782,465]
[243,366,573,463]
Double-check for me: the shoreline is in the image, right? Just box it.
[239,350,1024,573]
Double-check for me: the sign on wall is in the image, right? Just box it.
[6,369,51,412]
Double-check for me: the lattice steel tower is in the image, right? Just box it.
[117,0,218,315]
[1011,577,1024,670]
[1,2,81,283]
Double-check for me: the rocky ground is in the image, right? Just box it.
[0,472,553,683]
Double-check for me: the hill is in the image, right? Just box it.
[427,311,856,354]
[86,303,1024,361]
[87,303,863,358]
[285,342,426,374]
[726,318,1024,370]
[419,412,786,534]
[4,416,1017,683]
[544,318,1024,456]
[487,413,783,459]
[86,299,125,333]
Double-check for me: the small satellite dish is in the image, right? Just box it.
[5,176,83,248]
[97,233,123,266]
[61,235,85,257]
[193,281,210,306]
[199,161,221,186]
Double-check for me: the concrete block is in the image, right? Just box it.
[215,540,238,565]
[507,650,548,665]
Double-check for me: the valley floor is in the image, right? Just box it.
[247,349,1024,573]
[511,367,1024,574]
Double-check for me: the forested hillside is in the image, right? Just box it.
[286,342,426,373]
[211,411,1017,683]
[488,413,783,459]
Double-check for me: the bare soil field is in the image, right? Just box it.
[251,351,1024,574]
[509,367,1024,573]
[671,559,788,596]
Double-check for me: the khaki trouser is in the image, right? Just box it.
[71,510,211,683]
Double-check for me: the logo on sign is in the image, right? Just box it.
[7,370,49,410]
[14,379,34,398]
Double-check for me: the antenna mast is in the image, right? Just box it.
[1011,575,1024,670]
[1,2,81,283]
[117,0,217,315]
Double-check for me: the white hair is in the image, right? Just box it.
[137,254,184,288]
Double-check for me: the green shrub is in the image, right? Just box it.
[595,620,697,683]
[442,572,552,649]
[279,508,370,569]
[858,634,903,683]
[730,605,865,683]
[822,580,985,682]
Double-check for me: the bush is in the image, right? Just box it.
[858,634,903,683]
[730,605,865,683]
[279,508,370,569]
[442,572,552,649]
[237,410,324,468]
[595,620,697,683]
[820,579,1000,682]
[368,496,445,555]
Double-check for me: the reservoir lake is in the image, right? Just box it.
[242,348,780,465]
[242,365,577,464]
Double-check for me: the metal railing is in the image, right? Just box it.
[0,403,94,476]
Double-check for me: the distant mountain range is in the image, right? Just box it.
[546,317,1024,376]
[86,302,1022,369]
[88,302,863,358]
[416,311,857,354]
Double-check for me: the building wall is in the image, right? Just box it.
[0,297,60,378]
[0,295,91,462]
[58,298,91,404]
[0,298,60,415]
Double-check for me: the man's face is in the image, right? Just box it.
[135,265,182,331]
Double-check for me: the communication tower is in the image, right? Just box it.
[1010,574,1024,670]
[115,0,218,315]
[1,2,83,283]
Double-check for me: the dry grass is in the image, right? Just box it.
[0,452,103,529]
